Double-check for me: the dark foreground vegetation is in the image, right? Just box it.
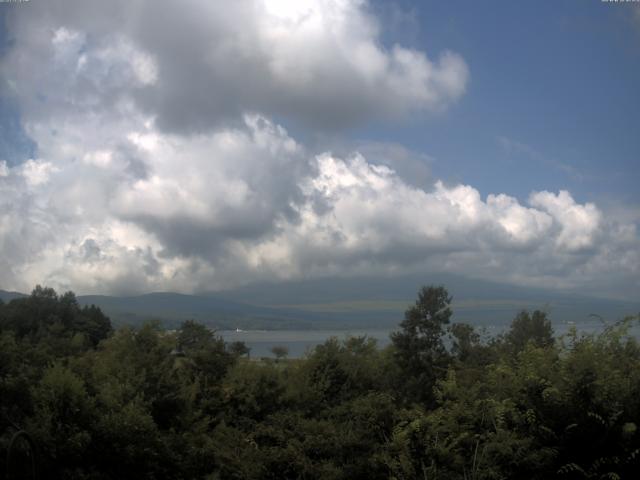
[1,286,639,479]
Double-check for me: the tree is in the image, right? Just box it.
[0,286,112,352]
[78,304,112,346]
[449,323,479,360]
[27,363,95,478]
[228,340,251,358]
[271,345,289,361]
[177,320,234,386]
[178,320,214,352]
[391,285,452,405]
[505,310,554,353]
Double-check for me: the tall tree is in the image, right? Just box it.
[505,310,554,353]
[391,285,452,405]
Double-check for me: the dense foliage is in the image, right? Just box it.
[1,285,639,479]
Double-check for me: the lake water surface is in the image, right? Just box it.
[219,329,392,358]
[219,320,639,358]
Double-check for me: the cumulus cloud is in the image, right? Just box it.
[0,0,637,299]
[0,110,637,297]
[0,112,310,294]
[271,154,625,284]
[350,141,433,189]
[529,190,601,252]
[2,0,468,132]
[111,114,309,257]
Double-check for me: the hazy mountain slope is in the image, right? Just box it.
[213,273,640,327]
[3,274,638,330]
[76,292,316,329]
[212,273,632,305]
[0,290,27,303]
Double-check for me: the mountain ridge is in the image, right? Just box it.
[2,273,638,330]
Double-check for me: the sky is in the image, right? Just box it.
[0,0,638,299]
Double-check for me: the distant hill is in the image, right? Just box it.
[76,292,316,330]
[2,274,638,331]
[0,290,27,303]
[212,273,640,328]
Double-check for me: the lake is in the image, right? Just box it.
[219,319,639,358]
[219,329,392,358]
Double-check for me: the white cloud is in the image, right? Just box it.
[21,160,58,187]
[0,0,637,299]
[529,190,601,252]
[0,108,637,297]
[2,0,468,132]
[487,194,553,246]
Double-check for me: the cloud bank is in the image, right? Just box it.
[3,0,467,132]
[0,0,637,299]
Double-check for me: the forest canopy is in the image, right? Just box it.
[1,285,639,479]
